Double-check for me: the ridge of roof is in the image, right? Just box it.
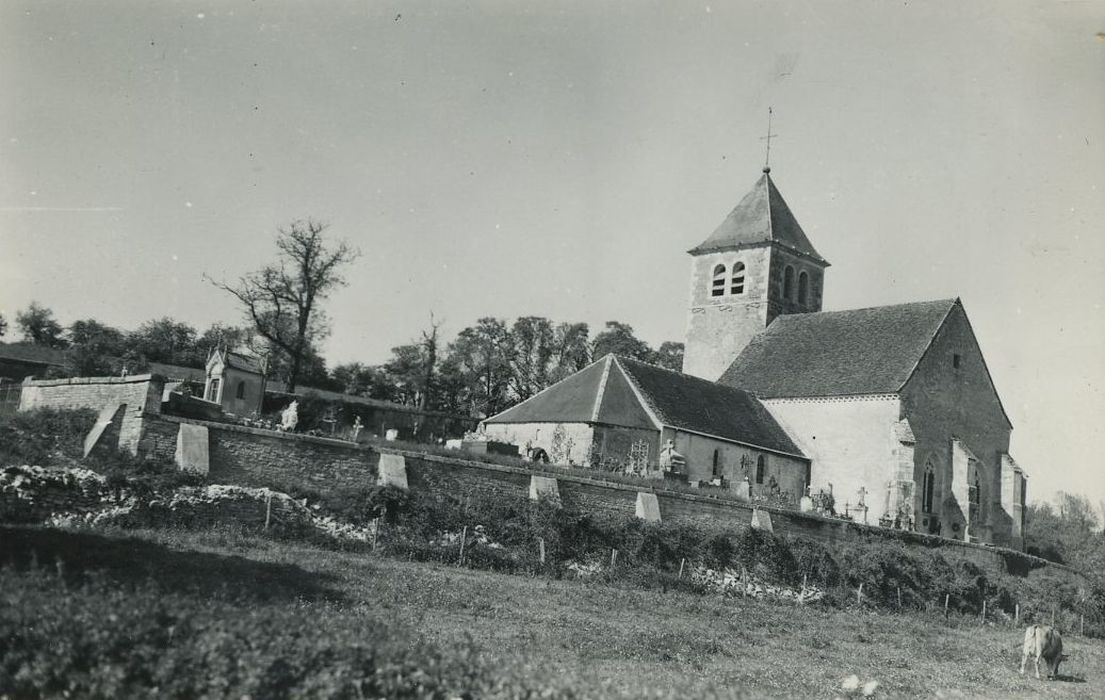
[688,172,828,264]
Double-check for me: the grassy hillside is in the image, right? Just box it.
[2,525,1101,699]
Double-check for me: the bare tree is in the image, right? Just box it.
[210,219,359,392]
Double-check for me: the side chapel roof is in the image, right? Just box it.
[484,354,806,458]
[719,298,959,398]
[688,171,828,264]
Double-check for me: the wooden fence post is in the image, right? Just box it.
[981,600,987,625]
[857,583,864,607]
[897,586,902,610]
[678,558,686,579]
[610,548,618,568]
[458,525,468,565]
[264,493,272,531]
[1015,603,1019,626]
[538,537,546,564]
[944,594,950,619]
[1080,614,1085,637]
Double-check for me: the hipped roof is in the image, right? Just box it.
[688,172,828,264]
[485,354,806,458]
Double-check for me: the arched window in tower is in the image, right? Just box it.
[235,380,246,400]
[783,265,795,301]
[798,271,809,304]
[922,461,936,513]
[711,264,726,297]
[755,455,766,484]
[730,262,746,295]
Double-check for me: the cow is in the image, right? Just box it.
[1019,624,1065,680]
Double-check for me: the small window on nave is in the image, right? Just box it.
[755,455,766,484]
[711,264,726,297]
[730,262,746,295]
[798,271,809,304]
[236,380,246,400]
[783,265,795,301]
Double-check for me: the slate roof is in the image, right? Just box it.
[719,299,958,398]
[207,348,264,375]
[689,172,828,264]
[486,355,807,458]
[0,342,68,367]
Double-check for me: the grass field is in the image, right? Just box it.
[3,525,1102,699]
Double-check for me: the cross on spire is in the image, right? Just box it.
[760,106,779,173]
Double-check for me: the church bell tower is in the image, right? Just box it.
[681,166,830,381]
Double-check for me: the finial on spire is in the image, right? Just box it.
[760,106,778,173]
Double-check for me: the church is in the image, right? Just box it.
[483,165,1027,550]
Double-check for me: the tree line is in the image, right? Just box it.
[2,219,683,418]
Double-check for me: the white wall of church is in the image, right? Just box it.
[761,395,903,525]
[481,422,595,465]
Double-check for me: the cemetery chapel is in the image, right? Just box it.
[483,161,1028,550]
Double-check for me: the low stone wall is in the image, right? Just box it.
[19,374,164,454]
[145,415,377,494]
[140,416,1068,579]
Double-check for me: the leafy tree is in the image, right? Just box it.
[16,302,66,348]
[67,319,126,376]
[211,219,359,392]
[1026,492,1105,578]
[591,321,651,362]
[127,318,201,367]
[652,341,685,372]
[509,316,555,401]
[550,321,591,382]
[444,317,513,417]
[0,312,7,338]
[384,344,430,406]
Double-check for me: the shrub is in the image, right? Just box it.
[0,407,97,466]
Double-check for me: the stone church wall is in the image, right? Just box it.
[900,303,1014,546]
[762,395,903,525]
[666,428,808,504]
[682,247,772,381]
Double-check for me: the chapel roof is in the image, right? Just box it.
[485,354,806,458]
[718,298,959,398]
[207,348,264,375]
[688,171,828,264]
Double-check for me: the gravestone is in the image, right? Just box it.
[799,495,814,513]
[751,507,774,532]
[377,453,409,490]
[175,423,210,475]
[529,475,560,502]
[734,478,751,501]
[83,403,126,458]
[635,492,661,523]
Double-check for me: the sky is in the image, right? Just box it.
[1,1,1103,508]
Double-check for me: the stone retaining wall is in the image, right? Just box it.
[19,374,164,454]
[139,415,1065,578]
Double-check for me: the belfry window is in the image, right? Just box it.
[755,455,766,484]
[783,265,795,301]
[206,378,220,403]
[798,271,809,304]
[730,262,746,295]
[236,380,246,400]
[922,462,936,513]
[711,264,726,297]
[970,476,981,505]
